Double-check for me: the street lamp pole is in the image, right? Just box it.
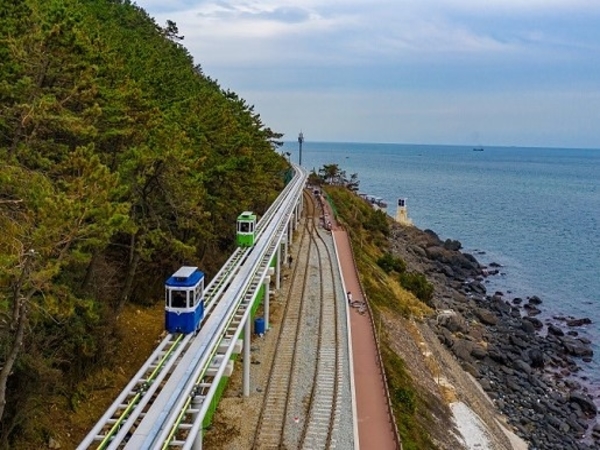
[298,131,304,166]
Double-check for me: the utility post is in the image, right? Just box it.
[298,131,304,166]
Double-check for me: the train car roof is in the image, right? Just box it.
[166,266,204,287]
[237,211,256,219]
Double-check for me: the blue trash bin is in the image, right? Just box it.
[254,317,265,335]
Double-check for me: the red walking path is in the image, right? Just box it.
[331,223,400,450]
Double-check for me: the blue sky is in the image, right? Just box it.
[135,1,600,148]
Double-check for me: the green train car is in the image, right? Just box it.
[236,211,257,247]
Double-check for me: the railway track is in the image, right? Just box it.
[251,196,312,449]
[252,191,345,449]
[299,193,341,449]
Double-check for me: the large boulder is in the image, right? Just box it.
[474,308,498,326]
[452,339,475,363]
[438,311,469,333]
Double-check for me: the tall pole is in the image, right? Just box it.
[298,131,304,166]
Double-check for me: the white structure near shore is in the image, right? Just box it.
[395,198,413,225]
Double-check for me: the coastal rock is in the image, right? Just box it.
[388,222,598,450]
[568,392,597,416]
[451,339,475,363]
[548,324,565,337]
[528,349,545,368]
[522,316,543,330]
[489,296,511,315]
[408,244,427,258]
[561,337,594,358]
[488,348,508,365]
[423,228,440,242]
[566,317,592,327]
[512,359,533,375]
[443,238,462,251]
[425,245,449,262]
[467,281,487,295]
[438,312,468,333]
[523,304,542,316]
[509,334,529,349]
[471,344,488,360]
[520,319,536,334]
[528,295,543,305]
[475,308,498,326]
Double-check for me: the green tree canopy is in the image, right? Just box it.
[0,0,289,445]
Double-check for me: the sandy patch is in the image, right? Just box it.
[451,401,529,450]
[451,401,496,449]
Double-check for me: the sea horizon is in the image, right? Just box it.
[288,140,600,152]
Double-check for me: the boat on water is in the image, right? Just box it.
[473,147,484,152]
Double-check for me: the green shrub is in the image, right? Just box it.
[365,209,390,235]
[399,272,434,305]
[376,252,407,274]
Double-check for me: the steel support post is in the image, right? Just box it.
[243,316,251,397]
[192,396,203,450]
[275,244,281,290]
[264,276,270,331]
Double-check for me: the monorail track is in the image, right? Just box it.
[79,165,307,450]
[79,245,258,450]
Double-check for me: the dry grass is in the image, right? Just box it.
[35,302,166,450]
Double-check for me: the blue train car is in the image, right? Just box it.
[165,266,205,334]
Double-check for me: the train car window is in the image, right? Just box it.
[194,284,201,306]
[240,222,250,232]
[171,290,187,308]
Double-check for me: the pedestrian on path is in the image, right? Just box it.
[288,254,293,268]
[347,291,353,304]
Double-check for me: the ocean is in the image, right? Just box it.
[282,141,600,386]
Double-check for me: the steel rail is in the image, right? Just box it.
[147,166,307,449]
[299,204,341,449]
[121,164,306,449]
[252,190,313,449]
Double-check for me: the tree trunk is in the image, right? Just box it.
[117,233,141,311]
[81,251,100,293]
[0,249,37,425]
[0,297,29,425]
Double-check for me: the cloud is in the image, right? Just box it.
[199,3,311,24]
[148,0,600,70]
[430,0,600,14]
[135,0,600,147]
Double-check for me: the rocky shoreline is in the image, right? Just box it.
[389,223,599,450]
